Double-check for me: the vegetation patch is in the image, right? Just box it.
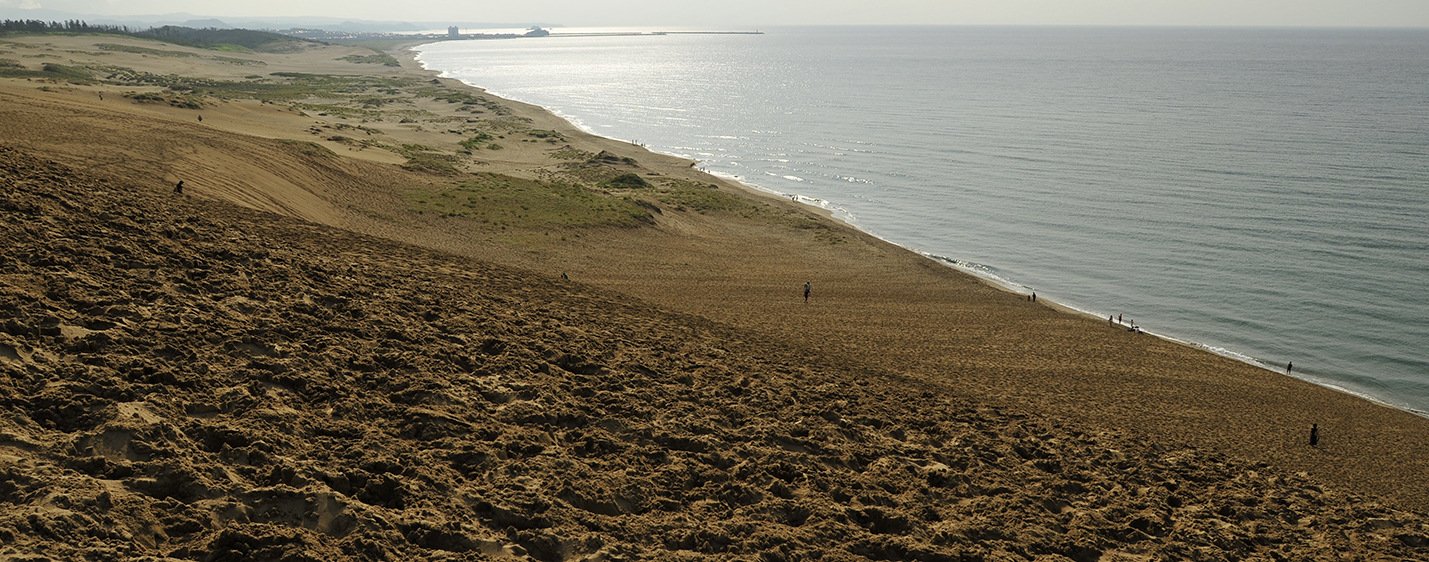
[339,52,401,67]
[416,88,508,114]
[556,162,629,185]
[458,132,497,150]
[641,177,844,241]
[82,66,415,104]
[470,115,536,132]
[45,62,92,79]
[548,146,594,161]
[313,122,382,136]
[373,143,461,175]
[136,26,313,54]
[600,173,651,189]
[124,90,204,109]
[9,62,97,82]
[652,181,759,215]
[292,102,382,120]
[0,22,320,53]
[273,139,337,159]
[589,150,637,165]
[403,152,461,175]
[94,43,198,58]
[211,55,265,66]
[407,173,653,228]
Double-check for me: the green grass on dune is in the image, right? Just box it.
[339,51,401,67]
[94,43,199,58]
[0,61,94,82]
[407,173,653,228]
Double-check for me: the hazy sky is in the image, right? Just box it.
[3,0,1428,27]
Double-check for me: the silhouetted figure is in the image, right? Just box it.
[198,115,202,122]
[803,281,811,303]
[174,180,184,194]
[1310,423,1319,446]
[1287,361,1293,375]
[1109,315,1114,327]
[561,272,568,280]
[1118,314,1122,324]
[1032,292,1036,302]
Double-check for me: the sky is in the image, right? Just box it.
[2,0,1429,28]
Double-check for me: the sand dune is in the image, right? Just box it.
[1,32,1427,561]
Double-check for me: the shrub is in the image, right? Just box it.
[601,173,650,189]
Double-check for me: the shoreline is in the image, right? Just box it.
[406,40,1428,422]
[4,31,1427,518]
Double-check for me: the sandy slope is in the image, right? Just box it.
[1,32,1428,561]
[5,143,1428,561]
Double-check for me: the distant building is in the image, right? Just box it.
[448,26,460,37]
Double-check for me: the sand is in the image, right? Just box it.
[1,32,1427,560]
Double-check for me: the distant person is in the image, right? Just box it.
[1109,315,1114,327]
[174,180,184,194]
[1310,423,1319,446]
[98,92,103,101]
[1032,292,1036,303]
[1118,314,1122,324]
[198,115,202,122]
[804,281,811,303]
[1287,361,1293,375]
[561,272,568,280]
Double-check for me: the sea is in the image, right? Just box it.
[416,26,1429,416]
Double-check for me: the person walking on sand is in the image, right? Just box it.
[174,180,184,194]
[1310,423,1319,446]
[804,281,811,304]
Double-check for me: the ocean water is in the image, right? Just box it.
[416,27,1429,416]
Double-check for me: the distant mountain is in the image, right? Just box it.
[180,19,232,29]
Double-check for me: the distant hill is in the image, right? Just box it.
[135,25,317,53]
[0,20,318,53]
[179,18,232,29]
[0,6,550,33]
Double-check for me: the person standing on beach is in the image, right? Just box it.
[174,180,184,194]
[1310,423,1319,446]
[804,281,811,303]
[1287,361,1293,375]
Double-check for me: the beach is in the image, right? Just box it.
[1,32,1427,560]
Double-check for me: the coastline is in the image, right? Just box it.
[407,39,1429,422]
[392,40,1429,511]
[2,33,1427,560]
